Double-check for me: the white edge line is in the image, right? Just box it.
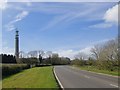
[53,67,64,89]
[110,84,118,88]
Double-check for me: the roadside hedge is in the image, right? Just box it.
[2,64,30,78]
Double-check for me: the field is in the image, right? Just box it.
[2,66,58,88]
[73,65,119,76]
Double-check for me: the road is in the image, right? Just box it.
[54,65,119,89]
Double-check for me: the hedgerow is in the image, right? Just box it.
[2,64,30,78]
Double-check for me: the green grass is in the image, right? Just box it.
[73,65,119,76]
[2,66,58,88]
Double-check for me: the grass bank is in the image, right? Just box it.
[72,65,119,76]
[2,66,58,88]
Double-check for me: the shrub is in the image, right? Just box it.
[2,64,30,78]
[1,54,16,64]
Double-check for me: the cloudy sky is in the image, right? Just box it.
[1,0,118,59]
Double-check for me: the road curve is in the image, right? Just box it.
[54,65,118,89]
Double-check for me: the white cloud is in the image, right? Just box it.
[89,4,118,29]
[40,13,72,31]
[4,2,117,31]
[1,41,14,55]
[79,46,92,55]
[53,39,112,59]
[9,11,29,24]
[103,4,118,24]
[53,46,92,59]
[5,24,15,31]
[53,49,79,59]
[5,11,29,31]
[65,8,95,22]
[15,11,29,22]
[40,5,98,31]
[89,23,113,28]
[1,47,14,55]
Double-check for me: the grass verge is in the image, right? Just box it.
[2,66,58,88]
[72,65,119,76]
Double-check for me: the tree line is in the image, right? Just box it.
[1,51,71,65]
[1,54,16,63]
[71,38,119,71]
[19,53,70,65]
[1,38,118,70]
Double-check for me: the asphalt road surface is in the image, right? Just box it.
[54,65,119,88]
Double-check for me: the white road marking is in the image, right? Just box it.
[53,67,64,90]
[110,84,118,88]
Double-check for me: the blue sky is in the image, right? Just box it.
[1,1,118,59]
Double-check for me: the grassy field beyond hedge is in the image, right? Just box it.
[3,66,58,88]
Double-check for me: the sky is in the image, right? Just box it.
[1,0,118,59]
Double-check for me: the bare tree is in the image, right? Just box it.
[38,50,44,64]
[52,53,59,58]
[46,51,52,58]
[90,44,103,60]
[27,51,38,58]
[38,50,44,57]
[90,38,118,70]
[91,38,118,61]
[103,39,118,61]
[19,51,25,58]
